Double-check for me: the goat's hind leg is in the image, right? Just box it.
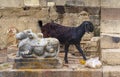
[64,43,70,64]
[75,44,87,60]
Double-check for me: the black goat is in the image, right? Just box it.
[38,20,94,63]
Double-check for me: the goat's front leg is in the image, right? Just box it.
[64,43,70,64]
[75,44,87,60]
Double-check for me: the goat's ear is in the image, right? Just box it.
[85,24,90,33]
[85,25,89,33]
[38,20,43,28]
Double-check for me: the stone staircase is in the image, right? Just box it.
[69,35,100,58]
[0,44,118,77]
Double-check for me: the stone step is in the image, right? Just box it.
[101,49,120,65]
[1,65,120,77]
[0,67,102,77]
[103,66,120,77]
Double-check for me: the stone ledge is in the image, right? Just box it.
[0,0,100,8]
[0,68,102,77]
[0,66,120,77]
[13,58,63,69]
[103,66,120,77]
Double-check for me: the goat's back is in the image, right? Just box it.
[40,23,75,43]
[41,23,72,36]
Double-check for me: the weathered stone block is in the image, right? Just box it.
[0,17,40,48]
[101,33,120,49]
[0,57,7,63]
[0,68,102,77]
[39,0,47,6]
[64,6,100,14]
[0,0,24,7]
[47,2,56,6]
[91,42,99,47]
[89,15,100,26]
[62,13,78,26]
[13,58,63,69]
[7,46,18,54]
[53,0,66,6]
[61,12,91,27]
[49,7,58,21]
[24,0,40,7]
[101,49,120,65]
[101,8,120,20]
[86,46,99,52]
[101,0,120,8]
[84,0,100,7]
[46,0,100,7]
[46,0,66,6]
[34,7,49,19]
[103,66,120,77]
[65,0,100,7]
[0,17,39,32]
[101,20,120,33]
[82,33,93,41]
[91,37,100,42]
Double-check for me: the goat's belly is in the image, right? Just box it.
[69,41,78,44]
[68,39,79,44]
[57,36,80,44]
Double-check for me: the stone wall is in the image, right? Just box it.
[101,0,120,65]
[0,0,100,7]
[0,0,100,49]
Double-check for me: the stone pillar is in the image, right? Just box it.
[101,0,120,65]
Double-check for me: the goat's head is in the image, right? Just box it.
[82,21,94,33]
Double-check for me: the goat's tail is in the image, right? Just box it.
[38,20,43,28]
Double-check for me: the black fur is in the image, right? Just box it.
[38,20,94,63]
